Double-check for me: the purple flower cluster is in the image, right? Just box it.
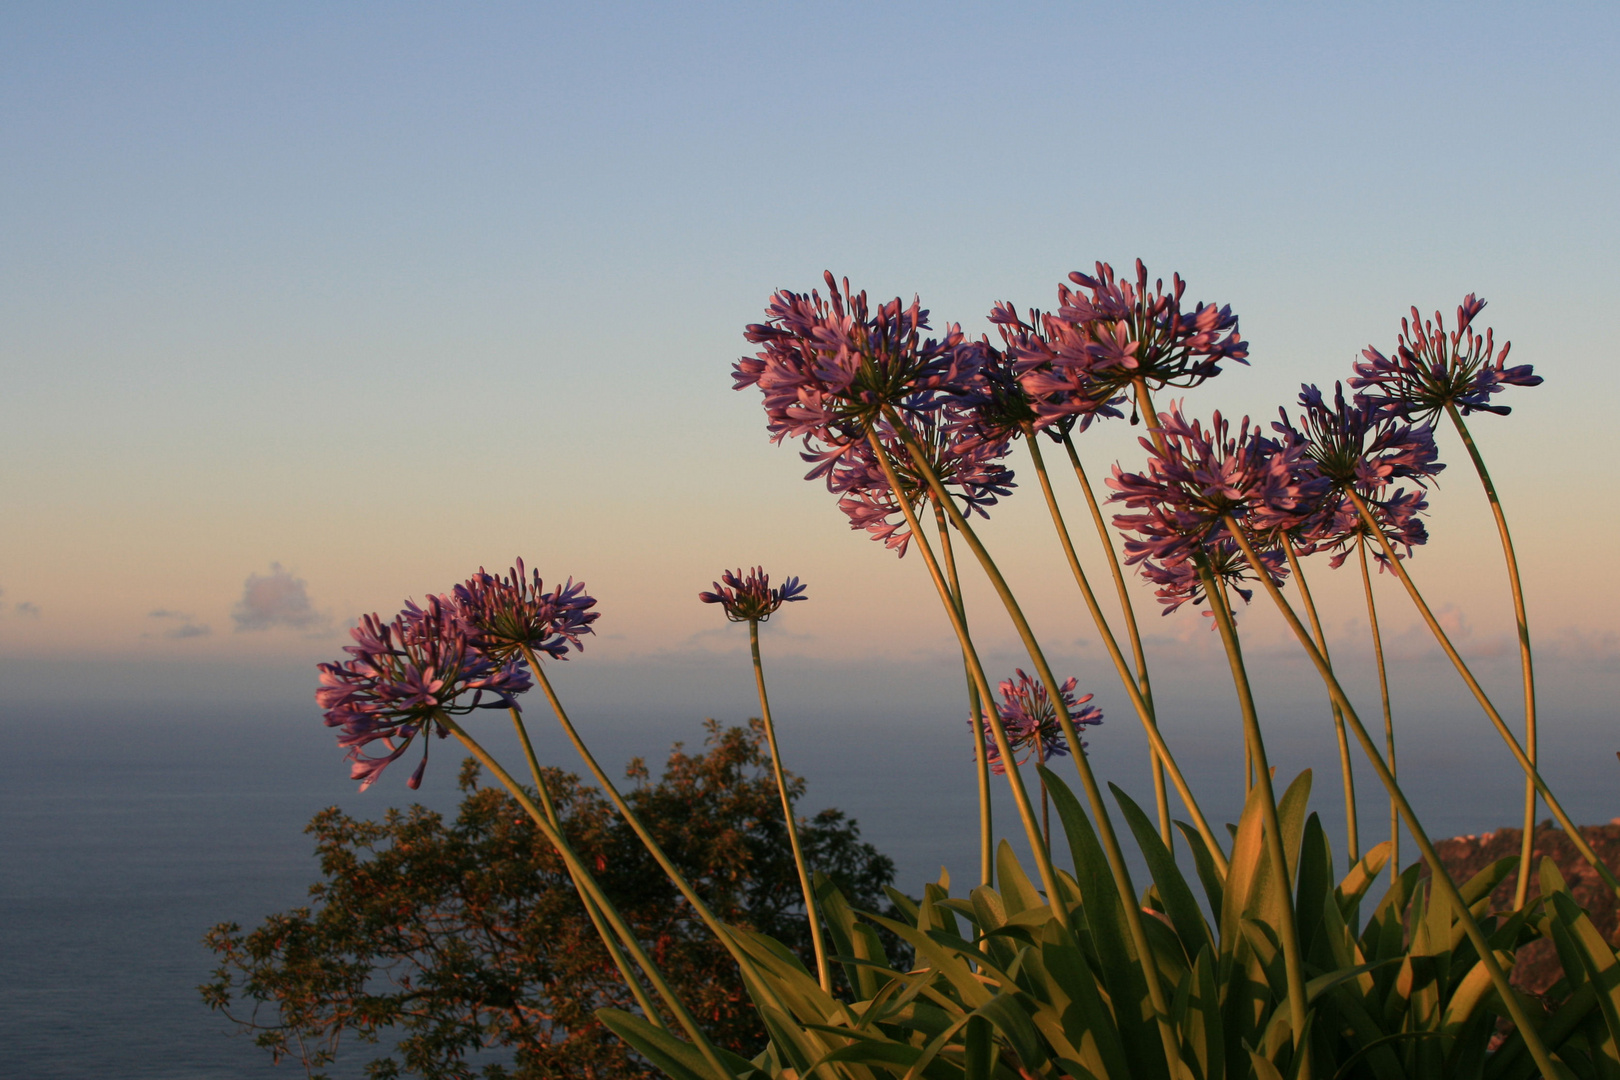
[1351,295,1540,421]
[317,595,535,791]
[1046,260,1248,402]
[823,407,1016,557]
[734,272,976,450]
[698,567,807,623]
[317,562,597,791]
[734,273,1020,558]
[1274,383,1444,570]
[454,558,599,662]
[979,669,1102,774]
[974,309,1126,437]
[1107,408,1315,616]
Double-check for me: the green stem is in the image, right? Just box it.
[517,645,799,1021]
[1357,538,1399,869]
[436,715,737,1080]
[1060,431,1171,847]
[862,429,1060,921]
[1281,540,1359,865]
[1020,423,1226,873]
[1346,491,1620,900]
[1222,520,1566,1080]
[1446,404,1539,910]
[935,503,995,888]
[506,707,667,1028]
[1195,556,1309,1065]
[880,408,1183,1068]
[748,619,832,994]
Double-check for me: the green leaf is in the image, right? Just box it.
[995,839,1044,917]
[1176,819,1226,916]
[1293,813,1333,964]
[1041,766,1169,1080]
[1113,783,1214,964]
[595,1008,732,1080]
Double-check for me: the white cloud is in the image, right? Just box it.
[232,563,329,633]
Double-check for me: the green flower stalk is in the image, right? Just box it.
[699,568,832,994]
[1346,490,1620,902]
[1352,296,1543,907]
[1222,520,1567,1080]
[1356,537,1400,868]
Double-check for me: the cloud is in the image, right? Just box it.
[147,608,211,639]
[0,587,41,618]
[232,563,329,633]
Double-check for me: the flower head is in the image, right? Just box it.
[1136,534,1289,620]
[452,558,599,663]
[979,669,1102,774]
[1042,260,1248,405]
[1109,407,1324,567]
[699,567,807,623]
[317,595,533,791]
[1278,382,1444,492]
[1350,294,1540,421]
[734,272,977,450]
[966,308,1126,439]
[1302,487,1431,571]
[823,405,1015,557]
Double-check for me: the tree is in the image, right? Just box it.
[203,720,897,1079]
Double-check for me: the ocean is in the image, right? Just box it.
[3,652,1614,1079]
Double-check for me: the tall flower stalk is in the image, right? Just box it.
[1345,490,1620,900]
[317,590,739,1078]
[698,568,830,994]
[1353,295,1543,906]
[1356,537,1399,867]
[1107,404,1319,1061]
[1221,521,1565,1080]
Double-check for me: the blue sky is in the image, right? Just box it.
[2,1,1616,739]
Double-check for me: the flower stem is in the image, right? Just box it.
[435,714,737,1080]
[1060,431,1170,846]
[1019,422,1226,872]
[863,428,1059,919]
[1222,520,1566,1080]
[935,503,995,887]
[748,619,833,994]
[880,409,1183,1067]
[506,706,667,1028]
[1446,404,1539,909]
[1357,537,1398,869]
[518,645,800,1019]
[1195,557,1310,1066]
[1280,541,1359,865]
[1345,491,1620,900]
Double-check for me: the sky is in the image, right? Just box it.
[3,2,1617,782]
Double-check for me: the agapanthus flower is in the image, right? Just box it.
[452,558,598,663]
[1303,487,1431,570]
[1109,407,1325,567]
[734,272,978,454]
[698,567,807,623]
[1035,261,1247,410]
[968,308,1126,437]
[317,595,533,790]
[822,402,1015,557]
[1351,294,1540,421]
[1136,534,1289,619]
[978,669,1102,774]
[1279,383,1444,492]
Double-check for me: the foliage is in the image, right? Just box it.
[610,768,1620,1080]
[202,721,897,1079]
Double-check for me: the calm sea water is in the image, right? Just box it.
[3,656,1614,1079]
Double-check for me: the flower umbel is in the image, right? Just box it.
[453,558,599,663]
[980,669,1102,774]
[1351,294,1540,421]
[699,567,807,623]
[316,595,533,790]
